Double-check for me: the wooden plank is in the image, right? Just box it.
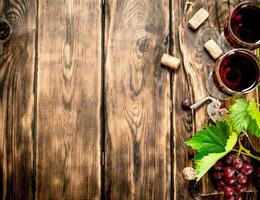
[228,1,260,198]
[201,191,258,200]
[36,0,101,199]
[203,0,259,198]
[173,0,215,199]
[201,0,233,196]
[173,0,259,199]
[104,0,171,199]
[0,0,36,199]
[173,0,218,198]
[172,0,194,199]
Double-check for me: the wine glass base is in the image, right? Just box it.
[206,72,232,100]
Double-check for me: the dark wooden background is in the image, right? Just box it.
[0,0,259,199]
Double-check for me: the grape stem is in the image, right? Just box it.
[231,132,260,161]
[232,149,260,161]
[240,131,260,153]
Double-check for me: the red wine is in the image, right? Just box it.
[224,3,260,49]
[231,4,260,43]
[217,50,259,93]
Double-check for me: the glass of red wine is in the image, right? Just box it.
[207,1,260,99]
[219,1,260,51]
[207,49,260,99]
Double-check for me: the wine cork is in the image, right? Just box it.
[204,39,223,59]
[161,53,181,70]
[188,8,209,30]
[182,167,197,180]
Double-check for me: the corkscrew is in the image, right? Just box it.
[190,97,228,122]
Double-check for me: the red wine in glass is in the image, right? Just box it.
[224,1,260,50]
[207,49,260,99]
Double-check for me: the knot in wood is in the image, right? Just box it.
[0,20,11,41]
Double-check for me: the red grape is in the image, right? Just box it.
[241,164,254,175]
[213,161,224,171]
[236,173,247,184]
[233,158,243,169]
[213,172,223,180]
[240,155,251,164]
[225,177,236,185]
[211,154,257,194]
[216,180,226,191]
[225,154,235,165]
[225,167,235,178]
[234,184,247,194]
[234,194,243,200]
[181,99,192,110]
[224,186,235,197]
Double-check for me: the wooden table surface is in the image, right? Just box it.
[0,0,259,199]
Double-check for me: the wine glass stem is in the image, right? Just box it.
[218,32,232,53]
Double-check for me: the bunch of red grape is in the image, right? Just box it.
[211,154,254,200]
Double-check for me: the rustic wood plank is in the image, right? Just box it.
[172,0,195,199]
[201,191,258,200]
[104,0,171,199]
[0,0,36,199]
[229,2,260,199]
[204,1,259,198]
[173,0,259,199]
[36,0,101,199]
[173,0,218,198]
[201,0,233,196]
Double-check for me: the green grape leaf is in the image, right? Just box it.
[248,100,260,127]
[195,130,237,181]
[229,99,260,137]
[229,99,250,133]
[247,119,260,137]
[247,100,260,137]
[185,122,229,153]
[185,122,237,181]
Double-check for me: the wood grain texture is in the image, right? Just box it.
[201,191,259,200]
[104,0,171,199]
[173,0,218,199]
[36,0,101,199]
[0,0,36,199]
[173,0,259,199]
[172,0,195,199]
[201,0,233,195]
[202,1,259,198]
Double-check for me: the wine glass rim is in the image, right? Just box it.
[215,48,260,95]
[228,1,260,47]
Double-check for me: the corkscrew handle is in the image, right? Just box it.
[190,96,216,110]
